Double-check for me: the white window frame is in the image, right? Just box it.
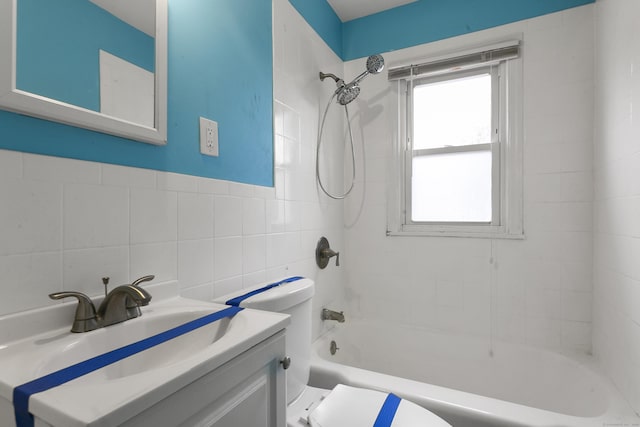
[387,39,524,239]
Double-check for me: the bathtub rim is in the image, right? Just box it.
[309,324,639,427]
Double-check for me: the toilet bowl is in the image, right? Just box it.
[213,277,451,426]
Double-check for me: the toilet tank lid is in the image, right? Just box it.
[212,277,315,312]
[309,385,452,427]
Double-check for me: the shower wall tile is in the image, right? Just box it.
[594,0,640,412]
[343,5,595,353]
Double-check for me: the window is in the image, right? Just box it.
[387,41,523,238]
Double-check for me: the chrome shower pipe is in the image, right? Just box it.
[319,72,343,85]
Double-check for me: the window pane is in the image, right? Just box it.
[411,150,492,222]
[413,73,491,150]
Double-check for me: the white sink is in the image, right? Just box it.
[34,307,241,382]
[0,286,289,427]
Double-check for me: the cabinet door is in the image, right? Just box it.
[122,331,286,427]
[196,375,270,427]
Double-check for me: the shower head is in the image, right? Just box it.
[320,54,385,105]
[366,54,385,74]
[351,54,386,86]
[336,82,361,106]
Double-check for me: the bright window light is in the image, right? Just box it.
[411,150,492,222]
[413,73,492,150]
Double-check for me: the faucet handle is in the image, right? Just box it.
[316,237,340,269]
[131,274,155,288]
[49,292,99,333]
[129,275,153,307]
[322,248,339,266]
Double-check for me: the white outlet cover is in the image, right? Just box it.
[199,117,219,157]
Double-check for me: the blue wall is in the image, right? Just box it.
[288,0,342,58]
[17,0,154,112]
[342,0,595,60]
[288,0,595,61]
[0,0,274,187]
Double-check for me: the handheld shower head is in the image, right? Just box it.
[320,54,385,105]
[351,54,386,86]
[366,54,385,74]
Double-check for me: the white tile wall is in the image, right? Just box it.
[273,0,346,339]
[0,0,346,342]
[342,5,595,352]
[64,184,129,249]
[593,0,640,413]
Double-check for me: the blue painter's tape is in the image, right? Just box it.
[13,305,243,427]
[373,393,402,427]
[225,276,304,307]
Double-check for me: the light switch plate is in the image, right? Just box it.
[199,117,218,157]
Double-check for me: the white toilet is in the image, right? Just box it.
[214,277,451,426]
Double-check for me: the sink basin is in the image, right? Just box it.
[0,305,239,385]
[0,292,289,427]
[35,307,240,381]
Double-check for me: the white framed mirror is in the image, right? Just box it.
[0,0,167,145]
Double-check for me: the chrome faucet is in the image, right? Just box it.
[97,284,152,327]
[49,275,154,332]
[321,308,345,323]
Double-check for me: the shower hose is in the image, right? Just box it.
[316,91,357,200]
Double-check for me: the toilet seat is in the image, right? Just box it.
[288,385,451,427]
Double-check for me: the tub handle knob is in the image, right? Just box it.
[316,237,340,269]
[280,356,291,370]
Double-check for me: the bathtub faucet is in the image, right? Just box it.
[322,308,345,323]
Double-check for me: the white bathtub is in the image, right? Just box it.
[309,320,639,427]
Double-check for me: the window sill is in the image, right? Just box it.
[386,228,525,240]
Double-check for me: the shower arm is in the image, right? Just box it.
[319,72,344,86]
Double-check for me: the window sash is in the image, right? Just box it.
[404,66,501,226]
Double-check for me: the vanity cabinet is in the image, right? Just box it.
[120,330,286,427]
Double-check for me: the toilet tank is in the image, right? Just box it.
[213,277,315,404]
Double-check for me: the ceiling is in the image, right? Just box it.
[326,0,418,22]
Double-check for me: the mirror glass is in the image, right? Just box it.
[0,0,167,145]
